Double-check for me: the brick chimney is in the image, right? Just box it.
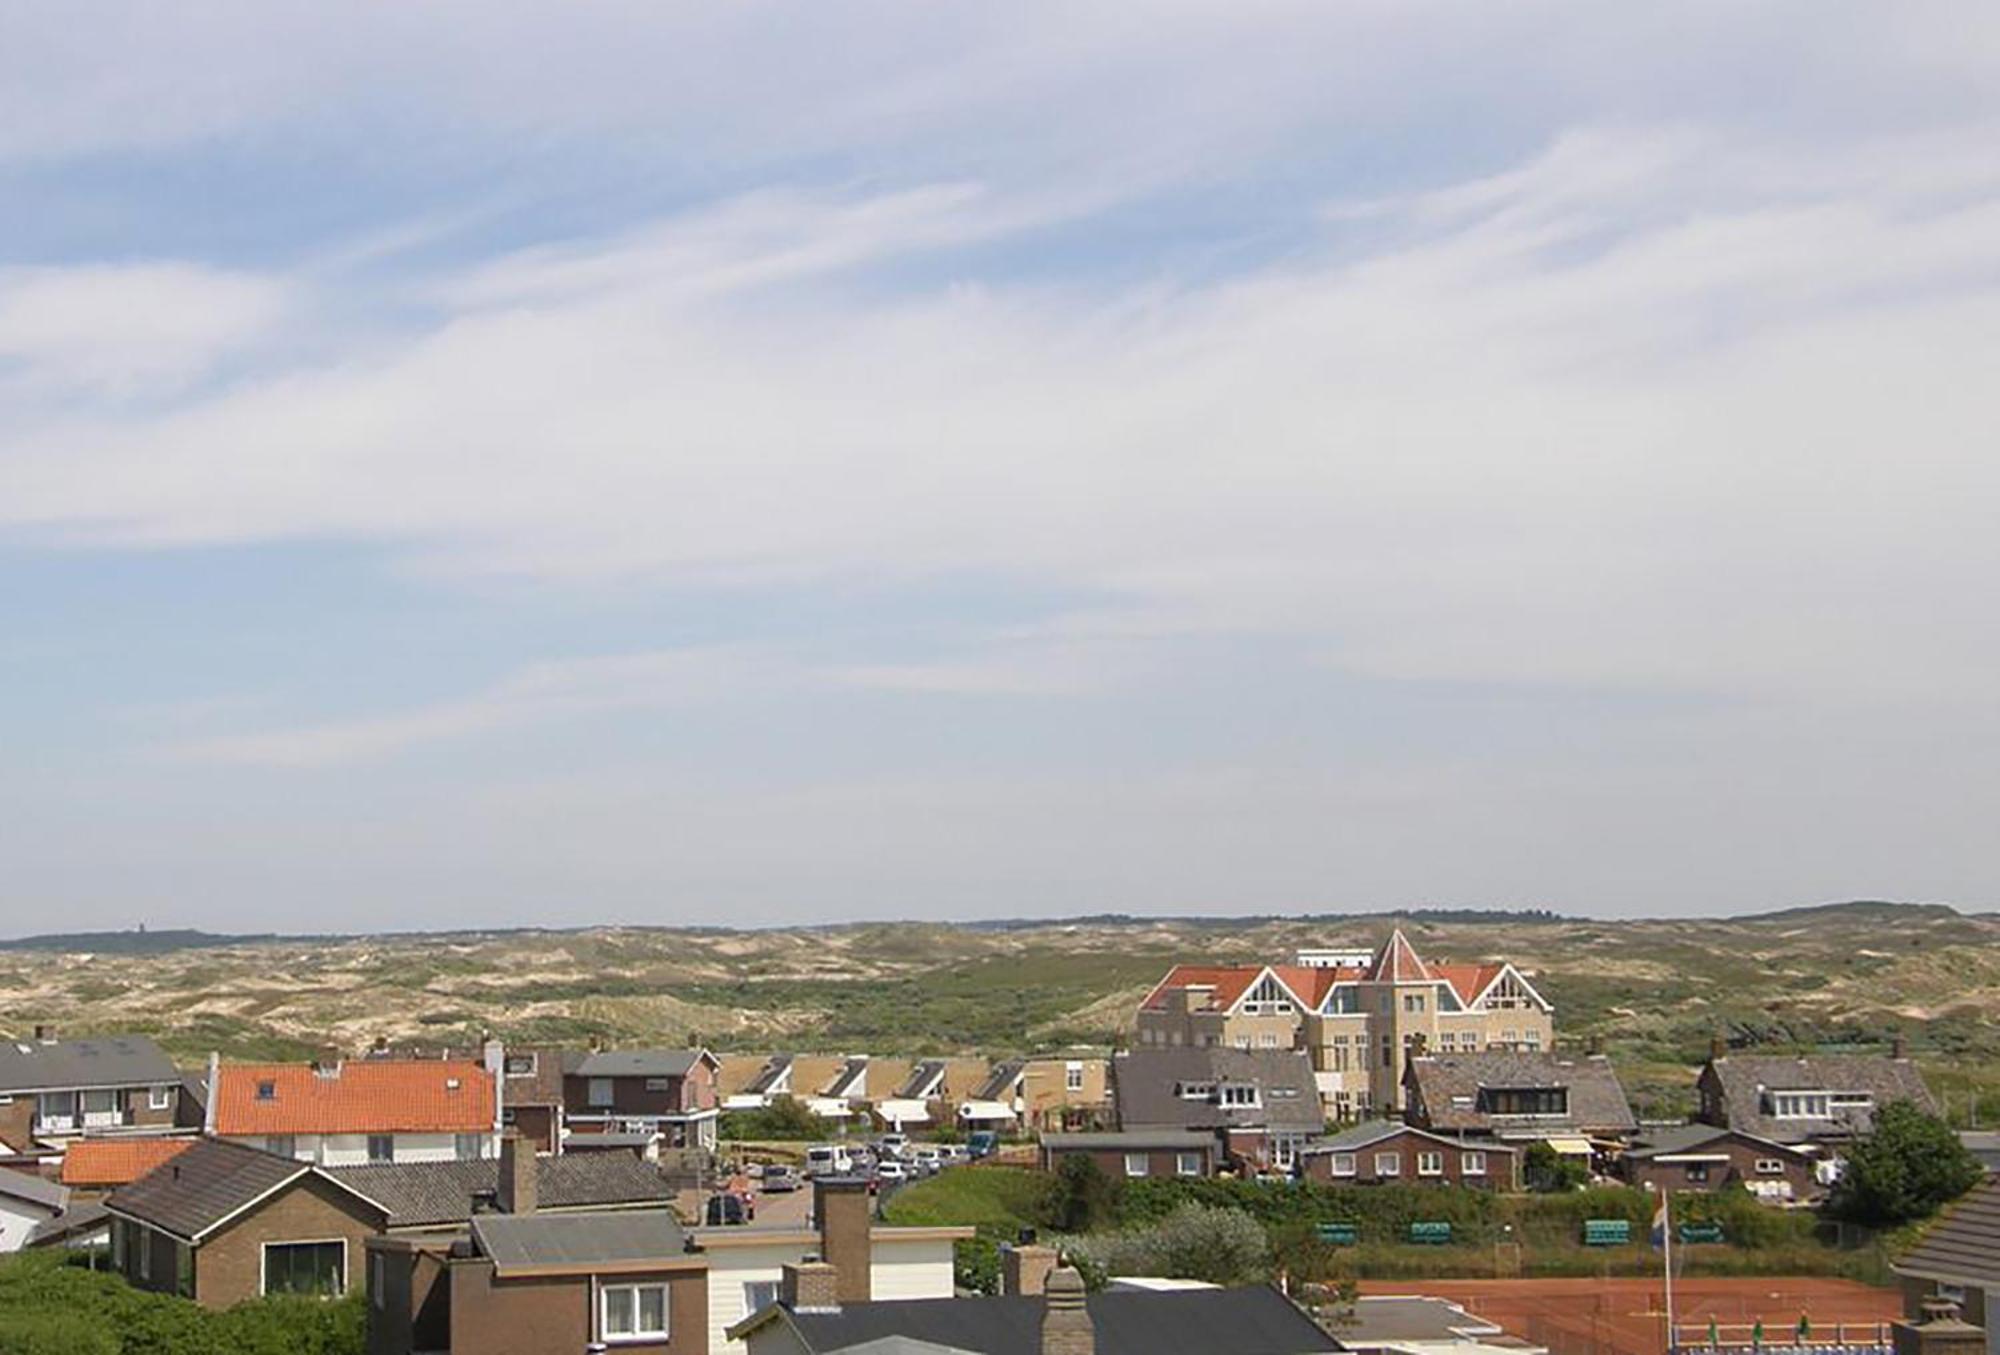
[1041,1266,1094,1355]
[814,1176,872,1303]
[1709,1032,1726,1062]
[1892,1035,1909,1060]
[1003,1232,1058,1296]
[1587,1034,1603,1057]
[1894,1298,1985,1355]
[780,1258,841,1313]
[313,1045,343,1078]
[497,1132,535,1215]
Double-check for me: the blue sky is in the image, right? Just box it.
[3,2,1998,932]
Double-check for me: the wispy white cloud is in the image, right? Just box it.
[161,648,767,768]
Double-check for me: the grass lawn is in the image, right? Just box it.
[882,1166,1052,1230]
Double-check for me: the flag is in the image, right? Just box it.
[1650,1192,1670,1249]
[1708,1317,1720,1348]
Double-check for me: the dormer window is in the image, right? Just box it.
[1476,1086,1567,1116]
[1770,1091,1834,1119]
[256,1080,277,1101]
[1218,1083,1261,1108]
[504,1054,537,1077]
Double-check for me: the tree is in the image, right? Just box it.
[1524,1141,1588,1193]
[1827,1099,1983,1226]
[1042,1154,1123,1234]
[719,1095,821,1142]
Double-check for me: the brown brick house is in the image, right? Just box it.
[565,1049,721,1151]
[1040,1130,1220,1180]
[105,1137,390,1307]
[367,1144,706,1355]
[1696,1047,1936,1151]
[1402,1050,1637,1146]
[1620,1124,1821,1203]
[496,1048,566,1155]
[0,1029,182,1152]
[1298,1123,1519,1190]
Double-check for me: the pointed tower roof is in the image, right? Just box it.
[1370,928,1435,983]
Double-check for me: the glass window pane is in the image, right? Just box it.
[639,1286,667,1333]
[605,1287,635,1335]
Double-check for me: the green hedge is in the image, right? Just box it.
[0,1250,364,1355]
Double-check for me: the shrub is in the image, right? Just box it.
[1524,1142,1589,1193]
[719,1095,822,1141]
[1061,1202,1270,1285]
[1828,1100,1984,1226]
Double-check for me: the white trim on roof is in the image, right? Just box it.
[1465,963,1553,1014]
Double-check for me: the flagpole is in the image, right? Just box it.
[1663,1189,1676,1355]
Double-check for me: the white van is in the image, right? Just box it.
[805,1144,853,1177]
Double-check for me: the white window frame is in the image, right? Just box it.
[1755,1158,1787,1175]
[1417,1150,1444,1177]
[742,1279,780,1317]
[149,1086,173,1111]
[601,1281,671,1343]
[1065,1062,1084,1093]
[504,1052,538,1077]
[259,1237,348,1298]
[1463,1151,1487,1176]
[1329,1152,1356,1177]
[1124,1153,1150,1178]
[1375,1151,1401,1177]
[1177,1151,1204,1177]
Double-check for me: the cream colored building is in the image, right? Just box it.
[1134,930,1553,1120]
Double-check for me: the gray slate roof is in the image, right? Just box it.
[107,1138,375,1242]
[972,1061,1024,1102]
[325,1153,672,1228]
[772,1286,1338,1355]
[1625,1123,1808,1161]
[747,1054,794,1096]
[1405,1052,1636,1137]
[471,1207,686,1272]
[0,1035,178,1094]
[1042,1131,1215,1150]
[499,1048,566,1108]
[28,1198,108,1247]
[1113,1049,1324,1133]
[0,1164,67,1212]
[1302,1122,1518,1155]
[1895,1176,2000,1286]
[825,1057,871,1099]
[572,1049,709,1079]
[1702,1055,1935,1143]
[1342,1296,1505,1345]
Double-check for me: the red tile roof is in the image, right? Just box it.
[213,1059,496,1136]
[1433,962,1506,1006]
[1369,929,1435,983]
[60,1137,196,1187]
[1139,964,1263,1013]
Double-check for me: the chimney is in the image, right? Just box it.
[1587,1034,1603,1057]
[1003,1230,1059,1296]
[497,1132,536,1215]
[313,1045,343,1078]
[1041,1266,1094,1355]
[33,1024,55,1044]
[780,1258,841,1313]
[204,1052,219,1134]
[1892,1035,1909,1060]
[1709,1032,1726,1062]
[814,1176,873,1303]
[1893,1297,1986,1355]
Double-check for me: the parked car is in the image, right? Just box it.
[875,1160,908,1183]
[937,1144,970,1166]
[967,1131,999,1160]
[744,1162,766,1178]
[760,1165,801,1192]
[878,1133,910,1159]
[909,1146,943,1174]
[806,1144,854,1177]
[705,1193,754,1226]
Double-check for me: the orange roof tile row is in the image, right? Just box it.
[212,1060,496,1136]
[1144,934,1515,1013]
[60,1137,196,1187]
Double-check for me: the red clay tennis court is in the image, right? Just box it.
[1365,1276,1902,1355]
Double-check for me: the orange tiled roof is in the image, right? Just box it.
[60,1137,196,1187]
[1433,962,1506,1006]
[1269,964,1367,1009]
[1139,965,1264,1012]
[213,1059,495,1136]
[1369,929,1436,983]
